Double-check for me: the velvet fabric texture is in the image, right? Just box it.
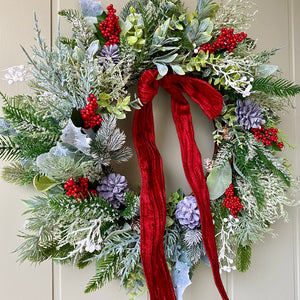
[132,69,229,300]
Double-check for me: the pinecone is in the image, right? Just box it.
[97,173,128,208]
[235,99,265,130]
[131,217,140,234]
[175,196,201,229]
[98,44,120,65]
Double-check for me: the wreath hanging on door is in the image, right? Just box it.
[1,0,299,299]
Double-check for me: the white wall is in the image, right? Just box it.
[0,0,299,299]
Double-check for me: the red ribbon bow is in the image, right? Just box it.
[133,69,229,300]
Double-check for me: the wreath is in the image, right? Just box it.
[1,0,300,299]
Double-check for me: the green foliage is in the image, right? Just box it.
[48,194,119,223]
[166,189,184,217]
[252,76,300,97]
[58,9,95,48]
[1,93,61,139]
[236,244,252,272]
[255,147,291,187]
[120,0,151,20]
[36,153,94,182]
[0,135,21,160]
[2,162,36,185]
[164,224,181,262]
[120,192,139,220]
[234,144,265,209]
[86,230,140,293]
[16,195,61,263]
[15,232,58,263]
[90,114,132,166]
[122,7,146,52]
[13,134,57,160]
[196,0,219,21]
[123,263,147,299]
[85,254,120,293]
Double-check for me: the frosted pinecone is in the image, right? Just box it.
[98,44,120,65]
[203,158,214,173]
[175,196,201,229]
[97,173,128,208]
[235,99,265,130]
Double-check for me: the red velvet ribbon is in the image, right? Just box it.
[132,69,229,300]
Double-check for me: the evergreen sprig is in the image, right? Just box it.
[58,9,95,48]
[2,162,36,185]
[120,192,139,220]
[85,254,120,293]
[236,244,252,272]
[2,94,61,139]
[252,76,300,97]
[0,135,21,161]
[13,134,57,160]
[234,145,266,209]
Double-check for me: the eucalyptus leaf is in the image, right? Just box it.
[206,161,232,200]
[197,1,219,21]
[171,64,185,75]
[153,53,178,64]
[155,63,169,76]
[152,19,171,45]
[256,64,278,77]
[87,40,99,57]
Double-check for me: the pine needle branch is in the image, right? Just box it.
[0,135,21,161]
[252,76,300,97]
[85,254,119,293]
[236,244,252,272]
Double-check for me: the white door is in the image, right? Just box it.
[0,0,299,299]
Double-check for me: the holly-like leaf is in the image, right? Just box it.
[171,260,192,300]
[61,120,91,155]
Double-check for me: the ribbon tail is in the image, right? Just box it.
[132,104,177,300]
[170,93,229,300]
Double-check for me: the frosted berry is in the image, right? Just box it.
[80,94,102,129]
[222,184,243,218]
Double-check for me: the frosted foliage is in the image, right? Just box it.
[235,175,299,245]
[214,0,257,33]
[4,65,32,85]
[58,218,103,260]
[217,216,238,273]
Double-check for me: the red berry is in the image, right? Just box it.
[251,126,284,149]
[222,184,243,217]
[199,28,247,54]
[64,177,97,201]
[99,4,121,46]
[80,94,102,129]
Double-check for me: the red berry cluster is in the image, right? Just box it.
[222,184,243,218]
[99,4,121,46]
[64,177,97,201]
[251,125,284,148]
[81,94,102,129]
[199,28,247,54]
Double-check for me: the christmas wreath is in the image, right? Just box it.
[1,0,300,299]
